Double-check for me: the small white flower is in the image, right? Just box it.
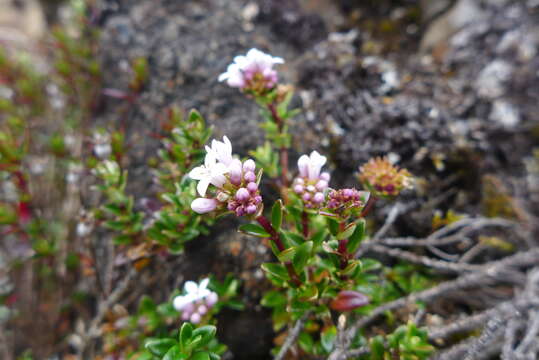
[205,136,233,166]
[298,151,327,180]
[218,48,284,89]
[173,278,213,311]
[189,153,229,196]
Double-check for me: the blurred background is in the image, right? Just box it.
[0,0,538,359]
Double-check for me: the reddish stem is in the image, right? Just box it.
[256,215,301,287]
[360,195,378,218]
[338,222,349,269]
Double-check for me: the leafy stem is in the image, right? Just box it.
[256,215,301,287]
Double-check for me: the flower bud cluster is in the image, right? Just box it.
[358,157,413,197]
[292,151,330,208]
[218,48,284,95]
[325,188,369,217]
[189,136,263,217]
[173,279,218,324]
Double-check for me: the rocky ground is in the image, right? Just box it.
[2,0,539,358]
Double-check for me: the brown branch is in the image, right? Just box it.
[274,311,311,360]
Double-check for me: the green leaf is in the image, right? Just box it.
[145,338,177,357]
[346,219,365,253]
[138,295,157,314]
[298,332,314,353]
[179,322,194,352]
[163,345,185,360]
[327,218,339,236]
[277,247,296,263]
[321,326,337,353]
[336,223,356,240]
[191,352,211,360]
[238,224,270,238]
[261,263,290,281]
[292,241,313,273]
[370,336,386,360]
[191,325,216,348]
[261,290,287,307]
[271,200,283,231]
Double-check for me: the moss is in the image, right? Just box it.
[481,175,522,220]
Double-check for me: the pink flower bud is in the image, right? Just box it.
[320,172,331,181]
[197,305,208,315]
[191,198,218,214]
[243,159,256,172]
[330,290,369,312]
[227,201,237,211]
[235,206,245,216]
[313,192,325,203]
[181,311,191,321]
[247,182,258,193]
[190,312,201,324]
[307,185,315,192]
[302,193,311,201]
[316,180,328,191]
[229,159,243,185]
[294,184,304,194]
[244,171,256,183]
[206,292,218,307]
[235,188,250,201]
[246,204,257,214]
[254,195,262,204]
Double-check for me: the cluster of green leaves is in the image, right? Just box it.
[92,109,214,252]
[147,109,213,252]
[101,276,240,358]
[144,323,222,360]
[93,159,145,244]
[363,322,434,360]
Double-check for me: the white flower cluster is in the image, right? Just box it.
[188,136,262,216]
[173,278,218,324]
[218,48,283,92]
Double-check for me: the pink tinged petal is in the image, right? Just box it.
[190,312,201,324]
[206,292,218,307]
[316,180,328,191]
[236,188,250,201]
[191,198,217,214]
[320,172,331,181]
[244,171,256,183]
[313,192,325,203]
[197,305,208,315]
[243,159,256,172]
[247,182,258,193]
[229,159,243,186]
[298,155,310,178]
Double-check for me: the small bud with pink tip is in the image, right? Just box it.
[235,188,250,201]
[191,198,218,214]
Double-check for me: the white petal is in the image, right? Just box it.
[173,295,191,311]
[184,281,198,294]
[199,278,210,290]
[196,179,210,196]
[218,72,229,82]
[298,155,310,178]
[189,166,209,180]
